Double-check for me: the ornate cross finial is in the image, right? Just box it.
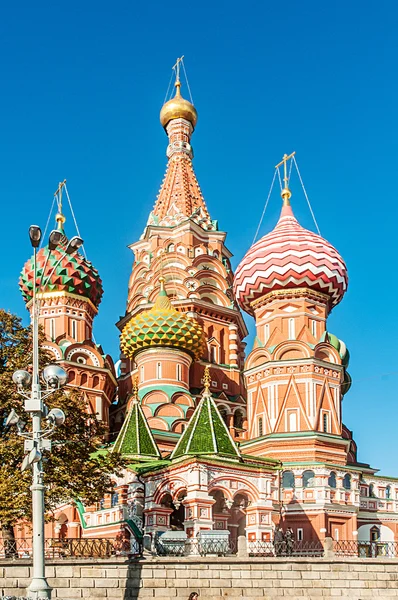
[203,365,211,391]
[275,152,295,206]
[54,179,67,229]
[172,56,184,87]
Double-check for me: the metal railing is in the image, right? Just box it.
[248,540,324,557]
[0,537,141,559]
[334,540,398,558]
[155,537,237,557]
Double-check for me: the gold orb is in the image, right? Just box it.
[160,83,198,130]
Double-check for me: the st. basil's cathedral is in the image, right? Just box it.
[18,67,398,549]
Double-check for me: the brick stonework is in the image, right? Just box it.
[1,557,398,599]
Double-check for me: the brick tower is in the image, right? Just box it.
[116,61,248,447]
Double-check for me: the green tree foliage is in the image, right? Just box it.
[0,309,125,531]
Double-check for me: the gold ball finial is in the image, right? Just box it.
[160,81,198,130]
[281,188,292,205]
[55,212,66,230]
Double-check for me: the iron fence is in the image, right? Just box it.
[248,540,324,557]
[0,537,141,559]
[155,537,237,557]
[334,540,398,558]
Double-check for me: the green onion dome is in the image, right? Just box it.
[320,331,350,367]
[120,279,205,359]
[19,234,103,308]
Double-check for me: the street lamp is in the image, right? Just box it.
[8,224,84,600]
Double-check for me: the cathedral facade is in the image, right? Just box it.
[19,71,398,549]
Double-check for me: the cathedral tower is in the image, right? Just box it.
[20,193,116,423]
[234,154,352,464]
[117,60,248,443]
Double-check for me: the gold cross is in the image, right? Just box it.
[275,152,295,190]
[172,56,184,84]
[54,179,67,213]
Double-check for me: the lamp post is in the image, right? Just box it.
[8,225,83,599]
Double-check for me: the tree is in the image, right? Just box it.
[0,309,125,540]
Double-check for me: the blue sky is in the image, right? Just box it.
[1,0,397,474]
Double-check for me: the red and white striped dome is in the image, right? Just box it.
[234,204,348,315]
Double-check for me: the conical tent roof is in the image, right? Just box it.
[171,368,241,460]
[113,390,161,460]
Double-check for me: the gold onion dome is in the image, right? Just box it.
[120,279,205,359]
[160,81,198,130]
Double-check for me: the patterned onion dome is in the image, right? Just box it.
[19,235,103,308]
[121,279,205,359]
[234,204,348,315]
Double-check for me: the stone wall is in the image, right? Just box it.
[1,556,398,600]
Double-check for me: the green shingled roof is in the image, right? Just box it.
[113,399,161,459]
[171,389,241,460]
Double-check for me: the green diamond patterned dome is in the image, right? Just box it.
[19,235,103,308]
[121,280,205,359]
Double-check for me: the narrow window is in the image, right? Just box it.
[288,318,295,340]
[297,528,303,541]
[176,364,182,381]
[264,323,270,343]
[334,528,339,541]
[157,362,162,379]
[95,396,102,420]
[289,411,297,432]
[386,485,391,500]
[258,417,263,437]
[140,365,145,383]
[311,320,317,338]
[211,346,217,363]
[323,413,329,433]
[50,318,56,340]
[71,319,77,340]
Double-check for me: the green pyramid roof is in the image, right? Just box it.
[171,387,241,460]
[113,398,161,460]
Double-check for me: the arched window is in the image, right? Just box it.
[386,485,391,499]
[282,470,295,489]
[302,470,315,488]
[328,472,337,488]
[233,410,243,429]
[369,483,376,497]
[258,417,263,437]
[68,370,75,383]
[93,376,100,389]
[111,491,119,507]
[81,373,88,386]
[140,365,145,382]
[343,474,351,490]
[219,408,229,425]
[156,362,162,379]
[168,243,175,252]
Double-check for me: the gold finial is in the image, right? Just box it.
[54,180,67,230]
[172,55,184,96]
[132,378,139,404]
[203,365,211,391]
[159,276,165,292]
[275,152,295,206]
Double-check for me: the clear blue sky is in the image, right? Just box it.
[1,1,397,474]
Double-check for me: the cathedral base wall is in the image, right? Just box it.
[1,556,398,599]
